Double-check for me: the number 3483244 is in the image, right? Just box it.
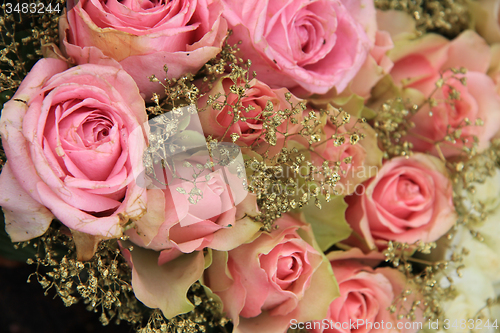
[4,2,62,14]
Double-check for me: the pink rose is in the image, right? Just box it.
[126,185,261,264]
[308,249,422,333]
[389,30,500,157]
[204,213,338,333]
[197,77,303,153]
[60,0,228,98]
[0,59,149,259]
[344,154,456,250]
[126,111,261,261]
[288,106,383,195]
[221,0,373,96]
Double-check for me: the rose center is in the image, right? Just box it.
[297,25,311,53]
[81,115,114,147]
[98,128,109,139]
[346,292,368,320]
[277,256,297,280]
[397,177,424,204]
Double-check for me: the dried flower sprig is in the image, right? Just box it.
[374,0,469,39]
[372,96,417,159]
[17,223,231,333]
[21,224,143,327]
[0,0,64,101]
[372,68,480,161]
[147,36,251,117]
[244,106,367,231]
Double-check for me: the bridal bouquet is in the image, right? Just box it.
[1,0,499,332]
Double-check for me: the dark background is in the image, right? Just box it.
[0,258,133,333]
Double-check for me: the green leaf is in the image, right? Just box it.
[331,92,366,118]
[300,196,352,252]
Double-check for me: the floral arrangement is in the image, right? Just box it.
[1,0,500,333]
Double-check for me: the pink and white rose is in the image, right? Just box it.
[221,0,374,96]
[60,0,228,98]
[204,213,338,333]
[0,59,149,259]
[126,187,262,263]
[344,154,456,250]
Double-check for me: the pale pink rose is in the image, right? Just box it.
[197,77,303,153]
[344,154,456,250]
[0,59,149,246]
[221,0,373,96]
[288,106,383,195]
[60,0,228,98]
[126,154,261,263]
[204,213,338,333]
[389,30,500,157]
[308,249,422,333]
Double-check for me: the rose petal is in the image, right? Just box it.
[0,163,54,242]
[126,244,206,319]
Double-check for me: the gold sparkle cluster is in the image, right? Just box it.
[16,223,232,333]
[372,96,417,159]
[371,68,476,161]
[374,0,470,38]
[244,107,366,231]
[0,0,64,102]
[20,224,143,327]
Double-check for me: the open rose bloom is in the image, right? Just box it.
[127,107,261,262]
[0,59,150,260]
[345,154,456,251]
[221,0,374,96]
[204,214,339,333]
[60,0,228,98]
